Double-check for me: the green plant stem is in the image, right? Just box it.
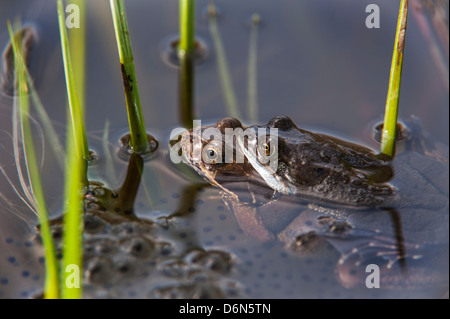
[247,13,260,123]
[4,25,66,170]
[110,0,149,154]
[58,0,88,299]
[207,2,241,120]
[57,0,90,165]
[381,0,409,157]
[178,0,196,128]
[68,0,86,113]
[179,0,195,56]
[62,138,84,299]
[7,22,60,299]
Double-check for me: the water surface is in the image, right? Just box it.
[0,0,448,298]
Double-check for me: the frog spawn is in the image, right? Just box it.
[35,182,245,299]
[150,250,245,298]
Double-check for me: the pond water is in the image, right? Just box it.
[0,0,448,298]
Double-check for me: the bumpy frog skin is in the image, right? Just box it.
[181,116,397,207]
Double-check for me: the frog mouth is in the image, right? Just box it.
[194,164,239,199]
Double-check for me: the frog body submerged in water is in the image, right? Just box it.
[180,116,449,289]
[181,115,447,211]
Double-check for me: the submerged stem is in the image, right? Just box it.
[178,54,195,129]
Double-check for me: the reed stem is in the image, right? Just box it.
[110,0,149,154]
[58,0,88,298]
[178,0,196,128]
[68,0,86,113]
[381,0,409,157]
[7,22,60,299]
[57,0,90,164]
[179,0,195,56]
[61,138,84,299]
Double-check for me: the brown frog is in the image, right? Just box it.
[180,116,449,289]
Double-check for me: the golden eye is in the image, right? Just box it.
[261,143,271,156]
[202,145,222,164]
[258,137,276,158]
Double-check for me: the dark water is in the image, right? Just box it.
[0,0,448,298]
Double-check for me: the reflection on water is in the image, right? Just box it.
[0,0,448,298]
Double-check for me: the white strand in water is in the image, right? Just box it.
[12,95,38,215]
[0,165,37,216]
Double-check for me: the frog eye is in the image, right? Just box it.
[260,142,271,156]
[202,145,222,164]
[258,137,277,158]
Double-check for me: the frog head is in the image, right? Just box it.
[180,118,261,197]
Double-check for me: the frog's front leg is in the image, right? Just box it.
[222,195,274,242]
